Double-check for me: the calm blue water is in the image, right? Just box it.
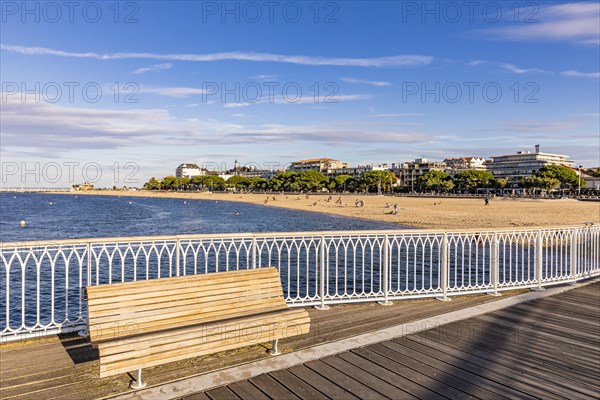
[0,193,402,242]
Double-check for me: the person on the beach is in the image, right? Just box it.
[393,203,398,214]
[484,197,489,206]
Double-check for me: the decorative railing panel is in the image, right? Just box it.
[1,225,598,341]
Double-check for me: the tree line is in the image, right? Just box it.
[143,165,586,193]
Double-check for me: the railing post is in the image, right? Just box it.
[78,243,92,337]
[175,238,180,277]
[86,242,92,287]
[570,228,579,281]
[378,235,392,306]
[488,232,501,296]
[314,234,329,310]
[251,236,257,269]
[533,230,545,291]
[437,233,451,301]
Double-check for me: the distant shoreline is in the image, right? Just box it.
[44,190,600,230]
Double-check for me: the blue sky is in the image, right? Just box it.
[1,1,599,187]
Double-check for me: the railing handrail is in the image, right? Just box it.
[1,223,596,248]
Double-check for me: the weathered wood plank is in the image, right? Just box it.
[287,364,360,400]
[268,369,329,400]
[227,380,270,400]
[337,351,447,399]
[320,355,420,400]
[249,374,302,400]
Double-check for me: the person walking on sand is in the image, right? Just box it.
[393,203,398,215]
[484,197,489,206]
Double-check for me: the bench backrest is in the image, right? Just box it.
[86,267,286,342]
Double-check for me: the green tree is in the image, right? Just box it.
[359,170,396,193]
[203,176,225,190]
[416,170,454,191]
[226,176,250,189]
[161,176,178,190]
[593,169,600,178]
[454,170,494,189]
[297,170,328,191]
[493,178,508,190]
[535,165,583,188]
[143,177,162,190]
[525,176,561,191]
[247,177,267,191]
[330,174,354,192]
[267,171,299,191]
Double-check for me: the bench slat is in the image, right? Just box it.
[98,310,310,377]
[88,281,284,318]
[99,308,309,355]
[87,275,281,306]
[90,301,287,342]
[90,293,284,325]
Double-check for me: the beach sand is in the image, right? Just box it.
[56,191,599,230]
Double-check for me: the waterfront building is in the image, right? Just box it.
[175,163,206,178]
[227,160,276,179]
[486,145,574,186]
[288,158,348,173]
[325,164,388,179]
[393,158,447,188]
[444,157,487,176]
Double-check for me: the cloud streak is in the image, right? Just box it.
[133,63,173,74]
[139,87,206,97]
[1,99,431,154]
[340,77,391,86]
[561,70,600,78]
[481,2,600,45]
[0,44,434,67]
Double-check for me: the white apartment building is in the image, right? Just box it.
[393,158,447,188]
[175,163,206,178]
[444,157,487,175]
[288,158,348,173]
[486,145,574,186]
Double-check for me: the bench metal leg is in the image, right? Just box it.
[129,369,147,390]
[267,339,281,356]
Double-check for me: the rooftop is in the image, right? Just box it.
[291,158,340,164]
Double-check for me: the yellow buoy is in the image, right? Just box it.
[19,220,26,227]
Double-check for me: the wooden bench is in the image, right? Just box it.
[86,267,311,389]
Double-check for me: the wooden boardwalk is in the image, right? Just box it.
[187,282,600,400]
[1,289,527,400]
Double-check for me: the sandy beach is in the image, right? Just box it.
[53,191,599,230]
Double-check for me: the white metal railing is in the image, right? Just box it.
[1,225,598,341]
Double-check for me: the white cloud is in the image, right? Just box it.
[224,102,251,108]
[1,97,432,156]
[250,74,279,80]
[221,94,371,108]
[481,2,600,45]
[139,87,206,98]
[561,70,600,78]
[132,63,172,74]
[369,113,422,118]
[468,60,547,74]
[340,77,391,86]
[0,44,434,67]
[500,63,547,74]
